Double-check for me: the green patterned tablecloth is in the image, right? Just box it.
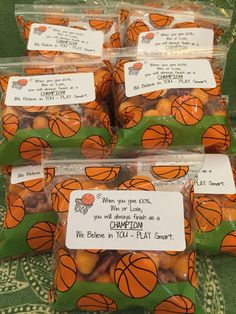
[0,0,236,313]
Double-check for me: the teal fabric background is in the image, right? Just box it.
[0,0,236,313]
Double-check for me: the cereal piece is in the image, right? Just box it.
[191,88,209,105]
[75,250,99,275]
[171,253,189,280]
[158,252,177,269]
[32,116,48,129]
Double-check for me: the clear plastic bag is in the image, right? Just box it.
[0,165,57,258]
[118,2,232,47]
[103,47,236,155]
[192,155,236,255]
[0,57,113,166]
[15,4,121,59]
[43,150,204,312]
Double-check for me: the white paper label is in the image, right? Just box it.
[124,59,216,97]
[138,28,214,56]
[66,190,185,251]
[194,154,236,194]
[11,165,43,184]
[5,73,95,106]
[28,23,104,56]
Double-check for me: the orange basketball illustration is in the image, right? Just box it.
[188,251,197,288]
[23,21,33,40]
[151,166,189,181]
[94,68,112,100]
[4,196,25,229]
[173,22,199,29]
[142,89,166,100]
[16,78,28,86]
[81,100,101,110]
[77,293,117,311]
[51,179,83,212]
[23,178,44,192]
[114,252,158,298]
[185,218,191,247]
[19,106,48,113]
[85,167,120,181]
[127,21,150,42]
[44,167,55,185]
[118,176,155,191]
[24,68,54,75]
[19,137,52,163]
[201,124,230,152]
[119,105,143,128]
[110,32,121,48]
[37,25,47,32]
[141,125,173,149]
[193,196,222,232]
[49,110,81,138]
[16,15,24,27]
[220,231,236,255]
[85,249,106,254]
[89,19,113,33]
[0,75,12,92]
[171,95,204,126]
[81,193,95,205]
[38,50,61,59]
[113,59,129,84]
[54,248,77,292]
[154,295,194,313]
[145,32,155,40]
[133,62,143,71]
[43,17,68,26]
[2,113,19,141]
[149,13,174,28]
[202,73,221,96]
[120,8,129,23]
[26,221,56,252]
[81,135,108,159]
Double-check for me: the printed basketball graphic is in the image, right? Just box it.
[85,249,106,254]
[141,125,173,149]
[24,68,54,75]
[102,113,113,135]
[2,113,19,141]
[16,15,24,27]
[151,166,189,181]
[114,252,158,298]
[19,106,47,113]
[81,100,101,110]
[110,32,121,48]
[113,59,129,84]
[188,251,197,288]
[54,248,77,292]
[173,22,199,29]
[142,90,166,100]
[51,179,83,212]
[118,176,155,191]
[220,231,236,255]
[44,167,55,185]
[201,124,230,152]
[185,218,191,247]
[26,221,56,252]
[154,295,194,313]
[77,293,117,311]
[89,19,113,33]
[127,21,150,42]
[120,8,129,23]
[193,196,222,232]
[119,105,143,128]
[4,196,25,229]
[202,73,221,96]
[149,13,174,28]
[23,178,44,192]
[81,135,108,159]
[43,17,68,26]
[171,95,204,126]
[94,68,112,100]
[49,110,81,138]
[23,21,33,40]
[19,137,52,163]
[0,75,13,92]
[85,167,121,181]
[81,193,95,206]
[37,25,47,33]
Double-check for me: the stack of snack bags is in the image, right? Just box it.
[0,0,235,313]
